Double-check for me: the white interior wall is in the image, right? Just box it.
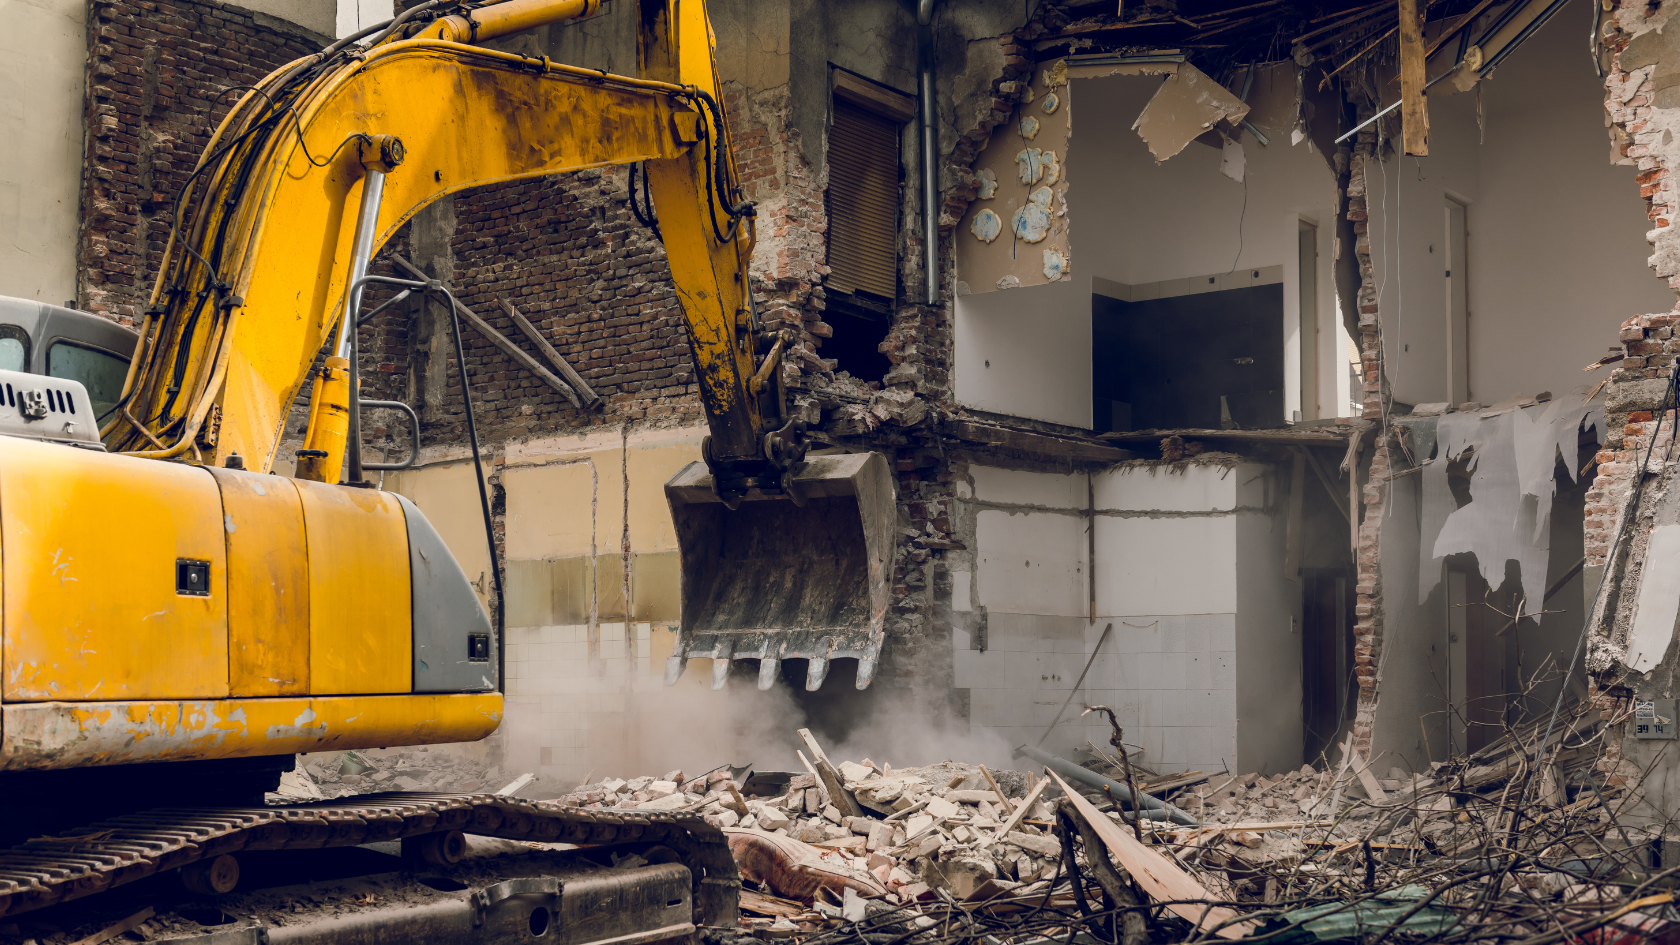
[954,276,1093,427]
[957,461,1300,775]
[1366,2,1670,407]
[1075,73,1343,421]
[953,70,1348,429]
[0,0,84,306]
[1233,467,1305,773]
[335,0,393,37]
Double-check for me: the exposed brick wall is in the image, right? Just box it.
[78,0,324,324]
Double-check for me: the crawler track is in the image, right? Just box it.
[0,793,737,921]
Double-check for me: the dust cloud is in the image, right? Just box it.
[493,657,1017,793]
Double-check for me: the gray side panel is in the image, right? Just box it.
[0,296,138,372]
[394,493,497,692]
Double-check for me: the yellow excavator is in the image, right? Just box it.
[0,0,893,931]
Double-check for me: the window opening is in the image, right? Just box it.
[826,72,910,383]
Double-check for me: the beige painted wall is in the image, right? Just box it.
[0,0,84,306]
[497,424,708,790]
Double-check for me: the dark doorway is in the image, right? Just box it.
[1302,569,1355,763]
[1092,283,1285,431]
[1448,562,1519,754]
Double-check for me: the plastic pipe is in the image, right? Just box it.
[1014,744,1200,826]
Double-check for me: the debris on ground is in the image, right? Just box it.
[574,704,1677,945]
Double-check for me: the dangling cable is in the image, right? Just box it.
[628,162,662,241]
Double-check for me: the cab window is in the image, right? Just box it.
[0,326,29,374]
[48,341,127,418]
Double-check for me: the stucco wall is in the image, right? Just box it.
[0,0,85,306]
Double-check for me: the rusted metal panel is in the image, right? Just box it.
[0,694,502,770]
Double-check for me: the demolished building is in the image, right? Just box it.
[8,0,1680,819]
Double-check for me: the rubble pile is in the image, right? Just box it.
[585,707,1680,944]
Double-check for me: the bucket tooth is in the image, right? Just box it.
[664,655,688,686]
[806,657,829,691]
[855,658,876,690]
[710,658,732,690]
[665,452,896,693]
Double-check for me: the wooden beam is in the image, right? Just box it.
[1099,428,1352,445]
[390,256,582,409]
[1399,0,1429,155]
[948,420,1135,463]
[500,299,601,409]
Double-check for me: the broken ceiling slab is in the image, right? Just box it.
[1132,63,1251,162]
[1064,52,1184,80]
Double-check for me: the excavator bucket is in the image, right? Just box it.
[664,452,897,692]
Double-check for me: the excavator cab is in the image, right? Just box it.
[0,297,138,420]
[664,451,897,693]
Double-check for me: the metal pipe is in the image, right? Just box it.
[1014,744,1200,826]
[339,168,386,484]
[1332,66,1457,145]
[918,0,939,306]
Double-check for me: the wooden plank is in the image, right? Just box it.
[70,907,155,945]
[1399,0,1429,155]
[390,256,582,409]
[1100,428,1351,445]
[500,300,600,409]
[1047,770,1256,939]
[797,729,863,818]
[948,421,1135,463]
[978,776,1049,848]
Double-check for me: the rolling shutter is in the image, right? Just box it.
[827,99,900,299]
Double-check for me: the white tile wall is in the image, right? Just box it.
[976,510,1087,617]
[954,612,1240,773]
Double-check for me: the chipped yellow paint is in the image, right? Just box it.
[0,693,502,770]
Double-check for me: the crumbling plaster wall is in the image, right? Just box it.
[951,66,1347,427]
[1352,0,1677,766]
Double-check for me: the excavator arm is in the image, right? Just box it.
[99,0,894,692]
[103,0,769,479]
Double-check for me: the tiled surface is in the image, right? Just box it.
[954,613,1239,772]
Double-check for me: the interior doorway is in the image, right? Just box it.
[1447,563,1514,754]
[1302,569,1354,763]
